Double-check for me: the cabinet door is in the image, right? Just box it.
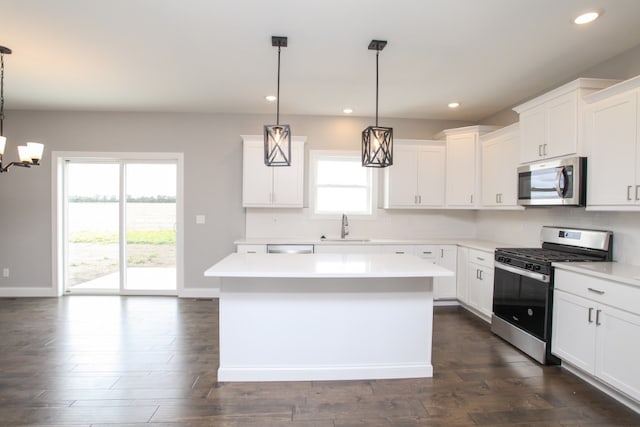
[446,133,477,207]
[520,107,546,163]
[546,92,578,159]
[596,305,640,401]
[456,247,469,303]
[434,246,457,300]
[416,146,445,207]
[481,138,502,207]
[551,290,596,374]
[467,264,493,319]
[586,91,638,207]
[385,146,418,207]
[242,142,273,206]
[272,143,304,206]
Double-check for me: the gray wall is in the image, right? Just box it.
[0,110,469,292]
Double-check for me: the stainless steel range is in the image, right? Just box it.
[491,226,613,364]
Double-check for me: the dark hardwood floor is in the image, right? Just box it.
[0,296,638,426]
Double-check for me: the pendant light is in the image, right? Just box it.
[362,40,393,168]
[0,45,44,173]
[264,36,291,167]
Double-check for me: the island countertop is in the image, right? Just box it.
[204,252,455,279]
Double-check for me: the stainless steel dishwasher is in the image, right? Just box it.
[266,244,314,254]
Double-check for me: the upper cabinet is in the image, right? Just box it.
[584,76,640,210]
[440,126,500,208]
[480,123,522,209]
[514,78,619,164]
[383,140,445,209]
[242,135,307,208]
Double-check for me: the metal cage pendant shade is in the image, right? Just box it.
[362,40,393,168]
[264,36,291,167]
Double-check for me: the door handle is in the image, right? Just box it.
[628,185,633,201]
[538,144,543,157]
[588,287,605,295]
[636,185,640,201]
[588,307,594,323]
[596,309,602,326]
[543,144,547,156]
[554,167,566,197]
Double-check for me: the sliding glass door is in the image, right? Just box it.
[61,157,179,295]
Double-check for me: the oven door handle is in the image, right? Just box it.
[495,262,550,283]
[555,167,567,197]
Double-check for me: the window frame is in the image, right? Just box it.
[309,150,378,219]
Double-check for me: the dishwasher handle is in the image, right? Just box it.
[266,244,314,254]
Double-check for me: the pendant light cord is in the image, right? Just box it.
[375,50,379,127]
[276,46,281,126]
[0,52,5,136]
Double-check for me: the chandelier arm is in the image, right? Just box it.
[1,51,5,136]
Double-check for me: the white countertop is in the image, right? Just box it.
[205,253,455,278]
[553,262,640,288]
[235,238,513,253]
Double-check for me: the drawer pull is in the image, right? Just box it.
[422,251,433,255]
[395,251,405,254]
[588,307,594,323]
[476,257,485,261]
[587,288,605,295]
[596,309,602,326]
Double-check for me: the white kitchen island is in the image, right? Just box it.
[204,252,454,382]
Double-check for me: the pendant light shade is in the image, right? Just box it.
[264,36,291,167]
[362,40,393,168]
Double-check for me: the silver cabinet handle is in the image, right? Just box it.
[470,194,473,204]
[543,144,547,156]
[418,195,422,204]
[476,257,485,261]
[596,309,602,326]
[628,186,633,201]
[538,144,543,157]
[636,185,640,201]
[422,251,432,255]
[588,307,594,323]
[440,248,444,258]
[588,287,605,295]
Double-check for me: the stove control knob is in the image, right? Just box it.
[533,265,541,271]
[525,263,533,270]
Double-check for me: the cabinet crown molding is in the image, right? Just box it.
[513,78,620,113]
[584,74,640,104]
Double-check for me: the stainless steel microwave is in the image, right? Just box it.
[517,157,586,206]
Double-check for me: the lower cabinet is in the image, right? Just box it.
[414,245,457,301]
[459,247,494,321]
[236,244,267,254]
[552,269,640,403]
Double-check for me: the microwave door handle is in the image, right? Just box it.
[554,167,566,197]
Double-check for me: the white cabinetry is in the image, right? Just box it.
[465,248,494,321]
[514,78,618,164]
[584,76,640,210]
[414,245,457,300]
[383,140,445,208]
[552,269,640,404]
[439,126,499,208]
[456,246,469,304]
[236,244,267,254]
[242,135,306,208]
[481,124,522,209]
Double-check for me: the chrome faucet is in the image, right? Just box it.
[341,213,349,239]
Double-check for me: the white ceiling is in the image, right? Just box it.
[1,0,640,121]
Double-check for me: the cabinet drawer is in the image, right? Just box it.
[237,244,267,254]
[468,248,494,268]
[555,269,640,315]
[385,245,416,255]
[413,245,438,259]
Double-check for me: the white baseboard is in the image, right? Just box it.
[179,287,220,299]
[0,287,58,298]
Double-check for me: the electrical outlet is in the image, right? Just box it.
[2,268,9,278]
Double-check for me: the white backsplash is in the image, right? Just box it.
[245,208,477,241]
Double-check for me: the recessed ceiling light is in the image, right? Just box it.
[448,102,460,109]
[343,108,353,114]
[265,95,277,102]
[574,10,603,25]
